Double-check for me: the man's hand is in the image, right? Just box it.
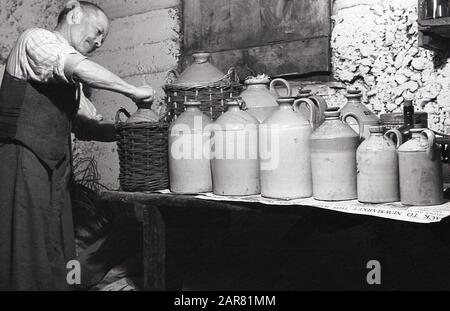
[78,86,103,121]
[130,85,156,103]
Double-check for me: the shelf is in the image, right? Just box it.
[417,1,450,50]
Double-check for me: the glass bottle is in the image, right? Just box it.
[398,100,415,141]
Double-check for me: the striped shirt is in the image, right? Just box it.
[6,28,87,84]
[6,28,101,120]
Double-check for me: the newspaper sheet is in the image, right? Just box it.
[157,190,450,223]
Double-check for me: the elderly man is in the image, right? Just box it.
[0,1,155,290]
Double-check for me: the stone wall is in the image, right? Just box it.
[330,0,450,133]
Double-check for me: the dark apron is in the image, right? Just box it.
[0,72,79,290]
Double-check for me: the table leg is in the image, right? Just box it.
[140,204,166,290]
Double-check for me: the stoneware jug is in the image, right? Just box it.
[356,126,402,203]
[168,101,213,193]
[398,128,444,206]
[310,107,362,201]
[259,97,315,199]
[240,76,291,123]
[340,88,380,140]
[295,88,328,130]
[171,52,225,85]
[125,103,160,123]
[211,98,260,196]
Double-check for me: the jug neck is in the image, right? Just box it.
[185,105,200,112]
[184,101,202,112]
[246,83,269,90]
[369,132,383,137]
[411,132,422,139]
[325,116,340,121]
[279,103,292,110]
[323,108,341,120]
[346,98,362,106]
[277,97,294,110]
[192,52,210,64]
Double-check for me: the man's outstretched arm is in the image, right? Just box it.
[69,57,155,103]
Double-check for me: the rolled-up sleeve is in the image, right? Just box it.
[7,28,87,83]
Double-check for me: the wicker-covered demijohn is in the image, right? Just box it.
[115,108,169,192]
[164,53,243,121]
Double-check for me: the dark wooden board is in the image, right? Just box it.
[182,36,331,78]
[182,0,331,76]
[142,204,166,290]
[417,0,450,50]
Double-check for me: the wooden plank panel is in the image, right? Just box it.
[201,37,331,78]
[184,0,331,51]
[201,0,232,51]
[229,0,262,48]
[183,0,203,53]
[93,0,180,20]
[143,205,166,290]
[260,0,331,44]
[184,0,232,52]
[183,0,331,78]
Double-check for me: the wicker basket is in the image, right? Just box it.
[115,108,169,192]
[164,68,243,121]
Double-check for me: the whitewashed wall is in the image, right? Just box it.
[77,0,181,189]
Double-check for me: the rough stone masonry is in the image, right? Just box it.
[331,0,450,134]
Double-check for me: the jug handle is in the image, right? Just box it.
[164,68,179,84]
[309,95,328,113]
[384,129,403,148]
[341,112,364,139]
[115,107,131,125]
[293,98,317,129]
[421,129,436,161]
[308,95,328,126]
[269,78,292,97]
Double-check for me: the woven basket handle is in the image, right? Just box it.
[226,67,240,83]
[164,69,180,85]
[115,108,131,125]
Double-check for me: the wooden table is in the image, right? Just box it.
[99,191,450,291]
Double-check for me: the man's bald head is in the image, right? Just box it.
[58,1,106,25]
[55,1,109,55]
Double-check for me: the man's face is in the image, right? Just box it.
[70,11,109,55]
